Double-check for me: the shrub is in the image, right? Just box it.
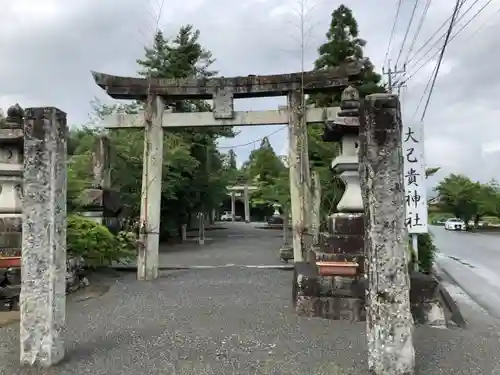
[408,232,437,274]
[67,215,136,267]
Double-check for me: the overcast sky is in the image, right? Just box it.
[1,0,499,187]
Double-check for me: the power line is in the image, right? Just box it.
[383,62,406,93]
[384,0,404,68]
[463,3,500,40]
[404,0,495,83]
[419,0,463,122]
[218,126,287,150]
[411,63,438,120]
[406,0,482,66]
[403,0,433,66]
[395,0,422,68]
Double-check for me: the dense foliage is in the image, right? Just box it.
[434,173,500,227]
[67,25,237,240]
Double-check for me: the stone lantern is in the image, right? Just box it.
[293,87,366,321]
[0,104,24,257]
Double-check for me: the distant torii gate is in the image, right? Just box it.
[227,184,257,223]
[92,62,362,280]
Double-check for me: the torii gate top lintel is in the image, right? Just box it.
[91,61,362,101]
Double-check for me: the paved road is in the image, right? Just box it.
[2,223,500,374]
[433,225,500,319]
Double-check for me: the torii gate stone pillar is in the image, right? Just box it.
[137,95,164,281]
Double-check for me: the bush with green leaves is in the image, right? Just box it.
[67,215,136,267]
[408,232,437,274]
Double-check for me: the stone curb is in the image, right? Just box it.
[110,264,295,272]
[434,264,469,328]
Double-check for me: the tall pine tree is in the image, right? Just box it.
[309,4,385,107]
[307,5,385,218]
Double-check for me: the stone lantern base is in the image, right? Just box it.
[292,213,453,327]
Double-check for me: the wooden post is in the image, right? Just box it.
[359,93,415,374]
[311,171,321,244]
[288,90,307,261]
[138,95,164,281]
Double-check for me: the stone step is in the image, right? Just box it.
[295,295,366,321]
[318,232,363,254]
[327,213,364,235]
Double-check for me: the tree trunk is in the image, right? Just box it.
[359,93,415,375]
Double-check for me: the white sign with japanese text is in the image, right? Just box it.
[402,122,428,234]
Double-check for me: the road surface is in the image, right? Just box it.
[433,225,500,319]
[2,222,500,374]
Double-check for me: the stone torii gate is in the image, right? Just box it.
[93,62,362,280]
[227,184,257,222]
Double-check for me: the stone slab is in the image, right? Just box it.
[295,295,366,321]
[319,233,364,254]
[327,213,364,235]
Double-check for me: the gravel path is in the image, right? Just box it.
[1,222,500,374]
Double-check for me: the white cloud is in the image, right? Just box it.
[0,0,498,185]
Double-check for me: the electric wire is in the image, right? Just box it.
[395,0,422,68]
[406,0,482,66]
[384,0,404,68]
[403,0,433,67]
[419,0,463,122]
[404,0,494,83]
[463,3,500,41]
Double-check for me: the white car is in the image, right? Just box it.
[444,218,466,231]
[220,212,233,221]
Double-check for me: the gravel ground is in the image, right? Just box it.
[1,223,500,374]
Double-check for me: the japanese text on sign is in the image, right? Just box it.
[402,123,428,234]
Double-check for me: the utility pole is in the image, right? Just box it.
[382,60,406,94]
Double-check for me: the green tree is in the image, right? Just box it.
[306,4,385,222]
[425,167,441,178]
[83,25,235,238]
[434,174,485,226]
[227,149,237,170]
[308,4,385,108]
[242,137,284,184]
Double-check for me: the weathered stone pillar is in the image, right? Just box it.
[80,135,111,224]
[198,212,205,245]
[311,171,321,244]
[288,89,308,261]
[0,105,24,258]
[243,185,250,223]
[359,93,415,374]
[181,224,187,241]
[138,95,164,281]
[20,107,67,366]
[230,190,236,221]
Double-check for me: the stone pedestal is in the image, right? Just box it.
[20,107,67,366]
